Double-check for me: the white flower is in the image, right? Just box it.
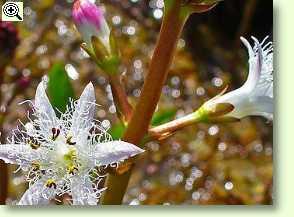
[0,81,144,205]
[201,36,273,120]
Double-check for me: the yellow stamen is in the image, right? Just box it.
[29,139,40,150]
[63,148,77,162]
[45,179,57,189]
[67,164,79,175]
[31,161,40,171]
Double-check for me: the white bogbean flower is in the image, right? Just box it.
[199,36,273,121]
[0,82,144,205]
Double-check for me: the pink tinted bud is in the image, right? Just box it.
[72,0,110,50]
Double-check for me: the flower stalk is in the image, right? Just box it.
[147,105,237,141]
[101,0,190,204]
[108,74,133,124]
[73,0,133,124]
[148,112,201,140]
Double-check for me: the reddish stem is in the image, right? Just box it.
[101,0,188,204]
[148,113,199,140]
[109,74,133,124]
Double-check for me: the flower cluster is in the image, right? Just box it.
[0,82,144,205]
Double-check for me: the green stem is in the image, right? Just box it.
[101,0,190,204]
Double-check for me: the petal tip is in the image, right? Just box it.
[80,82,95,99]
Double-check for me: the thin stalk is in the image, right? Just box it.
[101,0,189,204]
[109,74,133,124]
[148,112,200,140]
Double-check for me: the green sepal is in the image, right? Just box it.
[98,56,120,75]
[109,29,120,58]
[82,35,121,75]
[91,36,109,60]
[207,103,235,117]
[193,101,235,123]
[80,43,97,61]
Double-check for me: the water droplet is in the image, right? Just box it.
[101,120,111,129]
[218,142,227,151]
[171,89,181,98]
[208,125,219,136]
[196,87,205,96]
[108,105,116,114]
[254,143,263,153]
[171,76,180,86]
[138,193,147,201]
[133,59,142,69]
[181,153,191,167]
[65,64,79,80]
[129,199,140,205]
[126,26,136,35]
[212,77,223,87]
[169,171,184,186]
[192,191,201,200]
[153,8,163,19]
[224,181,234,191]
[112,15,121,25]
[156,0,164,8]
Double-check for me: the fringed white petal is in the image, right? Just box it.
[70,82,96,137]
[241,36,273,98]
[254,36,273,98]
[93,141,144,166]
[240,36,262,91]
[70,176,97,205]
[18,180,50,205]
[0,144,37,165]
[34,82,58,139]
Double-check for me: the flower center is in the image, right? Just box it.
[51,134,79,175]
[27,128,83,190]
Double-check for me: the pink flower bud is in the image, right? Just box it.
[72,0,110,51]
